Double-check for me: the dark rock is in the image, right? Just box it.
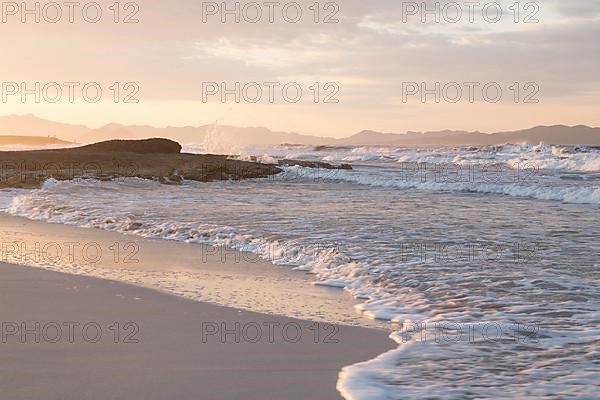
[278,159,353,170]
[77,138,182,154]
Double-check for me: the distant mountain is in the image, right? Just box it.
[0,114,89,141]
[80,123,336,146]
[490,125,600,145]
[77,123,206,144]
[340,129,484,145]
[1,115,599,147]
[0,135,74,146]
[0,115,335,146]
[340,126,600,146]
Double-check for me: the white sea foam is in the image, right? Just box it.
[334,143,600,173]
[279,166,600,204]
[5,180,405,319]
[189,142,600,174]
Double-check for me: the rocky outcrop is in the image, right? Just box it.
[0,139,279,188]
[76,138,183,154]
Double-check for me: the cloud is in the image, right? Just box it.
[0,0,598,133]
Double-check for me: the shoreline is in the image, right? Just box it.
[0,261,394,399]
[0,213,382,329]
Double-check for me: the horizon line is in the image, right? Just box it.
[1,114,599,141]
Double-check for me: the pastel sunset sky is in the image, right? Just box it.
[1,0,599,137]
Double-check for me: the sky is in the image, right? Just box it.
[0,0,599,137]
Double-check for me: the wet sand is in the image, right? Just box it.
[0,213,380,327]
[0,263,393,400]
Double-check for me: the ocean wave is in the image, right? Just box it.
[338,324,600,400]
[183,141,600,173]
[279,166,600,204]
[4,179,423,339]
[321,143,600,172]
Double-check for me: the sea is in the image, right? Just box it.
[1,142,599,399]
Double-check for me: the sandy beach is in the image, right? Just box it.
[0,214,393,399]
[0,263,393,399]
